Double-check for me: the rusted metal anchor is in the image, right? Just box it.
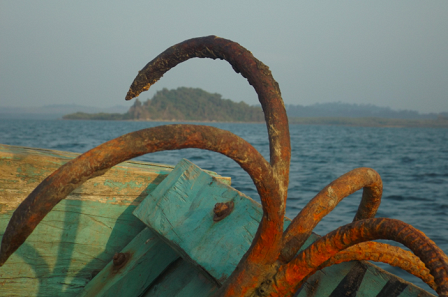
[1,36,447,296]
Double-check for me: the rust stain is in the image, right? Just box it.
[111,252,131,273]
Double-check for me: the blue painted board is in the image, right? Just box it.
[78,228,179,297]
[134,159,434,296]
[0,144,230,296]
[133,158,280,283]
[141,258,218,297]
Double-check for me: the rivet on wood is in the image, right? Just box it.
[213,201,234,222]
[113,252,127,268]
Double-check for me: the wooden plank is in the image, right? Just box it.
[133,158,271,283]
[298,261,435,297]
[0,200,147,296]
[79,231,221,297]
[0,144,230,296]
[0,144,230,213]
[78,228,180,297]
[141,258,218,297]
[134,159,434,296]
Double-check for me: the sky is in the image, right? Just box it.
[1,1,447,113]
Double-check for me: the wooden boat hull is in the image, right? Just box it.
[0,144,228,296]
[0,144,434,296]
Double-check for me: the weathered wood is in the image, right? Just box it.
[134,158,291,284]
[0,144,229,296]
[134,159,434,296]
[0,144,230,213]
[0,199,146,296]
[141,258,217,297]
[79,227,220,297]
[0,145,435,296]
[78,228,179,297]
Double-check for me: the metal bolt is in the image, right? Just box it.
[213,201,234,221]
[113,252,127,268]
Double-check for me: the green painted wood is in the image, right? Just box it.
[0,144,230,213]
[141,258,217,297]
[78,228,179,297]
[133,158,275,283]
[0,145,435,296]
[0,200,147,296]
[0,144,230,296]
[134,159,434,297]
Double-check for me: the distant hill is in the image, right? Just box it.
[58,89,448,127]
[285,103,448,127]
[0,104,129,120]
[286,102,438,119]
[64,87,264,122]
[288,116,448,128]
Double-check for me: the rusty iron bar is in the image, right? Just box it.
[280,167,383,262]
[125,36,290,186]
[0,35,290,296]
[0,36,292,296]
[0,125,273,266]
[125,35,291,295]
[273,218,448,296]
[318,241,436,291]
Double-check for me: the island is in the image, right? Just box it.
[63,87,448,128]
[63,87,264,123]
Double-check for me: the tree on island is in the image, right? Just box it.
[63,87,264,122]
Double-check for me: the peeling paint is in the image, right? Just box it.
[103,180,142,191]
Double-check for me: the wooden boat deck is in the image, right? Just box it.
[0,144,228,296]
[0,144,435,296]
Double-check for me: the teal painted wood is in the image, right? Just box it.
[0,145,435,296]
[0,144,230,296]
[134,159,435,296]
[0,200,146,297]
[141,258,218,297]
[296,261,434,297]
[78,228,179,297]
[133,158,273,283]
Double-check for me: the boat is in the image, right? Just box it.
[0,143,436,296]
[1,36,446,296]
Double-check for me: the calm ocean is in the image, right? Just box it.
[1,118,447,293]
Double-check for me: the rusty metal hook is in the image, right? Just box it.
[0,37,289,281]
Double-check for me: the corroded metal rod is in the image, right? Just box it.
[0,36,291,297]
[275,218,448,296]
[0,125,271,266]
[318,241,436,291]
[280,167,382,262]
[125,36,290,185]
[125,35,291,296]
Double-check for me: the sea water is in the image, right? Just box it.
[1,118,447,293]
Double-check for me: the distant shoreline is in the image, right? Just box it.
[61,116,448,128]
[63,118,266,124]
[288,117,448,128]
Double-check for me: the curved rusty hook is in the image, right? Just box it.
[280,167,382,262]
[319,242,436,291]
[126,35,291,197]
[125,36,292,295]
[0,125,272,266]
[275,218,448,296]
[0,36,292,297]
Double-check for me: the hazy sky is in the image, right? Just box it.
[1,1,447,113]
